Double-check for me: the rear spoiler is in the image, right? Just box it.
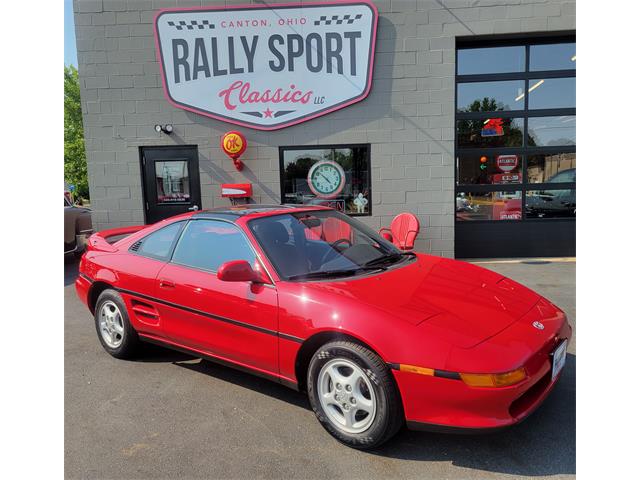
[87,225,146,252]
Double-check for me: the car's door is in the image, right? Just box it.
[155,218,279,374]
[114,220,187,337]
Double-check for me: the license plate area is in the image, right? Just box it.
[551,339,568,381]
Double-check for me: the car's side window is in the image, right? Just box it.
[134,221,185,261]
[171,220,256,272]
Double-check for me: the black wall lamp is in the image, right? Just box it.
[154,124,174,135]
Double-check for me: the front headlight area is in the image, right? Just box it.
[395,363,527,388]
[460,368,527,388]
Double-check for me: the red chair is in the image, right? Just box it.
[379,213,420,250]
[322,217,352,244]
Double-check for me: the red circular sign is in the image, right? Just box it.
[496,155,518,173]
[220,131,247,159]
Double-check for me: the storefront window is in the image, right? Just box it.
[527,116,576,146]
[456,81,525,113]
[455,37,576,227]
[457,117,524,148]
[529,43,576,71]
[456,191,522,221]
[525,189,576,219]
[527,78,576,109]
[457,46,525,75]
[280,145,371,216]
[457,153,522,185]
[527,153,576,183]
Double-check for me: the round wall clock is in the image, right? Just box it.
[307,160,346,199]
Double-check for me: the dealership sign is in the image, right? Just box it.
[154,1,378,130]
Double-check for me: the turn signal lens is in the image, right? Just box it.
[493,368,527,387]
[399,364,435,376]
[460,368,527,388]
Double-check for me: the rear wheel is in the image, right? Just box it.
[94,289,140,359]
[307,340,403,449]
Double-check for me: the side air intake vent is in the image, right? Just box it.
[129,240,143,252]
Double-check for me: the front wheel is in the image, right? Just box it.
[307,340,404,449]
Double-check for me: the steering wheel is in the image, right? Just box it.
[320,238,353,265]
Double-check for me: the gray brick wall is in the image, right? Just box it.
[75,0,576,258]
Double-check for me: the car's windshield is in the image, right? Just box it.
[249,210,411,281]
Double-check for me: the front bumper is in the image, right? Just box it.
[395,320,572,431]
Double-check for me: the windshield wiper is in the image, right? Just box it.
[364,251,416,268]
[287,266,384,281]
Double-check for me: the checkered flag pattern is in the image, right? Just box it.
[167,20,215,30]
[314,14,363,26]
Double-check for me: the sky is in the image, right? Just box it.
[64,0,77,67]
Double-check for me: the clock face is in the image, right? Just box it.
[307,161,346,199]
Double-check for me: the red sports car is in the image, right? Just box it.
[76,205,571,449]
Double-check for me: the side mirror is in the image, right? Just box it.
[217,260,269,284]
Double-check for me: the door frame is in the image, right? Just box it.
[139,145,202,224]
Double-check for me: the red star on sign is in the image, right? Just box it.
[263,108,273,118]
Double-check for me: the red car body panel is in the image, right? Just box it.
[76,206,572,432]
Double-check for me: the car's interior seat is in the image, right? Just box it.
[253,221,309,278]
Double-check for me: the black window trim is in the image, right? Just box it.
[455,33,576,224]
[278,143,373,217]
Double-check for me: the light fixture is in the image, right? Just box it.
[154,124,174,135]
[514,79,545,101]
[528,79,544,93]
[571,55,576,62]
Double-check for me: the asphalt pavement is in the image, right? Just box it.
[65,258,576,480]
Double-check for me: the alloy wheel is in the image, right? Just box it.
[99,300,124,348]
[317,358,377,434]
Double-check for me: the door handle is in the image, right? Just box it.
[188,205,199,211]
[159,279,175,289]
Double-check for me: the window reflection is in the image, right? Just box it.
[457,81,525,112]
[456,39,576,224]
[525,189,576,218]
[172,220,256,272]
[527,116,576,146]
[281,146,371,216]
[456,191,522,221]
[527,153,576,183]
[457,117,524,148]
[528,78,576,109]
[457,153,522,185]
[457,46,525,75]
[155,161,190,204]
[530,43,576,71]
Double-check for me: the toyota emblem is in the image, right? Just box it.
[532,321,545,330]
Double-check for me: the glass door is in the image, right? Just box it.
[141,145,202,224]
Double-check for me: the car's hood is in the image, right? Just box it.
[305,254,540,348]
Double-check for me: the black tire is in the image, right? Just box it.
[307,340,404,449]
[94,289,140,359]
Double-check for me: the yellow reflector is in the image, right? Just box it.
[460,368,527,388]
[399,364,435,376]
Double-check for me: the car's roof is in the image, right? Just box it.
[192,204,332,221]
